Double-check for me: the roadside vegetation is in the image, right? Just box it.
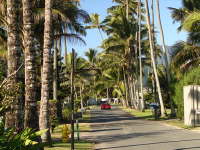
[44,123,93,150]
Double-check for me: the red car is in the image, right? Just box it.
[101,103,111,109]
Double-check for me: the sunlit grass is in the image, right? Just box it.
[45,141,93,150]
[45,111,94,150]
[121,107,154,120]
[121,106,172,120]
[121,106,199,130]
[164,119,194,129]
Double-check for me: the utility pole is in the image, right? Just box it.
[71,48,75,150]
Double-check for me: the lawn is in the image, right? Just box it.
[45,141,93,150]
[121,107,172,120]
[44,111,94,150]
[121,106,198,130]
[164,119,194,129]
[122,107,154,120]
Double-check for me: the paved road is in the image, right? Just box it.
[84,105,200,150]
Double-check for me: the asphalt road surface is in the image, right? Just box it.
[84,105,200,150]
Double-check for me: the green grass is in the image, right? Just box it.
[121,107,172,120]
[45,140,93,150]
[122,107,154,120]
[164,119,194,129]
[121,106,199,130]
[45,111,94,150]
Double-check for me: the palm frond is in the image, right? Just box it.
[182,11,200,32]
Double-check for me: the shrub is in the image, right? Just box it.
[62,108,71,121]
[0,122,46,150]
[173,67,200,119]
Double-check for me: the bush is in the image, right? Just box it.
[173,67,200,119]
[62,108,71,121]
[0,122,46,150]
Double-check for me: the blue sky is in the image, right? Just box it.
[68,0,187,56]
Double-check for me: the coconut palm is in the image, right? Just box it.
[85,49,99,100]
[51,0,89,113]
[5,0,21,130]
[144,0,166,117]
[138,0,145,111]
[101,1,149,108]
[23,0,38,129]
[39,0,52,144]
[182,11,200,33]
[169,0,200,42]
[171,41,200,74]
[155,0,175,116]
[86,13,104,40]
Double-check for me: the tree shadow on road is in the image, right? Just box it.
[95,139,200,150]
[86,130,165,143]
[176,146,200,150]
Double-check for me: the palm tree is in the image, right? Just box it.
[144,0,166,117]
[23,0,38,129]
[50,0,89,121]
[100,6,134,107]
[155,0,175,116]
[85,49,98,100]
[86,13,104,40]
[39,0,52,144]
[53,40,58,101]
[5,0,21,130]
[169,0,200,42]
[182,11,200,32]
[171,41,200,74]
[138,0,145,111]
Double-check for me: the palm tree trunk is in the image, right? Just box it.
[151,0,157,102]
[5,0,22,131]
[155,0,175,116]
[64,25,68,65]
[39,0,52,145]
[144,0,166,117]
[74,85,78,101]
[126,75,131,107]
[80,84,84,110]
[123,67,129,107]
[23,0,38,129]
[56,37,63,121]
[53,40,58,101]
[126,0,129,19]
[106,88,109,99]
[129,76,137,109]
[129,76,134,107]
[138,0,145,112]
[132,80,138,109]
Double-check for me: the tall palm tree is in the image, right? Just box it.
[86,13,104,40]
[169,0,200,42]
[23,0,38,129]
[171,41,200,74]
[39,0,52,144]
[5,0,21,130]
[50,0,89,121]
[138,0,145,111]
[144,0,166,117]
[85,49,98,100]
[155,0,175,116]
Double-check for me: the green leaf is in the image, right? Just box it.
[34,129,48,136]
